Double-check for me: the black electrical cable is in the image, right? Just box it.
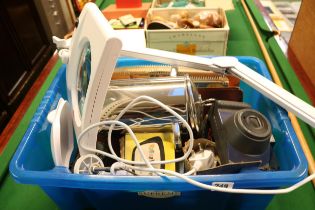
[92,166,138,175]
[92,167,110,174]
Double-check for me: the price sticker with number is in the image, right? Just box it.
[212,182,234,189]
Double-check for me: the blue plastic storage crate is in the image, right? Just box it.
[10,57,307,210]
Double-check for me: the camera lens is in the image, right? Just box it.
[224,109,271,155]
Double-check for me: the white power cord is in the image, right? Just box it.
[106,95,194,166]
[113,163,315,195]
[79,120,157,171]
[77,95,315,195]
[100,100,185,129]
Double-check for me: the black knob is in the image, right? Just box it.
[224,109,271,155]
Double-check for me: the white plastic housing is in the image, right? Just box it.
[48,98,74,168]
[66,3,122,155]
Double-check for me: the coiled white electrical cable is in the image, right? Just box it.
[77,95,315,195]
[100,100,185,129]
[106,95,195,166]
[79,119,158,169]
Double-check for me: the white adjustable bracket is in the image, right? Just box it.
[53,36,72,64]
[121,47,315,128]
[53,36,72,49]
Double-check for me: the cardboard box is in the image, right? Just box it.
[102,2,151,20]
[145,8,229,55]
[152,0,206,9]
[205,0,234,10]
[152,0,234,10]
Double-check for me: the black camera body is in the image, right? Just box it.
[209,100,272,166]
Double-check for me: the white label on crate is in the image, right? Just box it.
[138,191,181,198]
[212,182,234,189]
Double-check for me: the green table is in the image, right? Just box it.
[1,0,315,209]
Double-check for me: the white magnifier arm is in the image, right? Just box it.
[230,61,315,128]
[121,47,315,128]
